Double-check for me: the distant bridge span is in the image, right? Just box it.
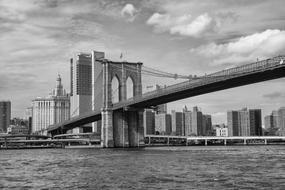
[48,55,285,138]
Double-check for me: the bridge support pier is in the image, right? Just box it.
[264,139,267,145]
[224,139,227,146]
[205,139,207,146]
[113,110,129,147]
[243,139,247,145]
[107,108,145,148]
[101,108,114,148]
[127,109,144,147]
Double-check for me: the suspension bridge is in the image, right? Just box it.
[47,54,285,148]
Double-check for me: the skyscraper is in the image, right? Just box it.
[272,111,279,129]
[203,114,212,136]
[25,107,33,134]
[227,108,262,136]
[32,75,70,133]
[0,101,11,133]
[277,107,285,136]
[249,109,262,136]
[265,110,281,135]
[192,106,203,136]
[171,110,184,136]
[239,108,250,136]
[227,111,239,136]
[70,53,92,118]
[70,52,104,133]
[264,115,273,130]
[183,106,192,136]
[144,109,155,135]
[155,113,172,135]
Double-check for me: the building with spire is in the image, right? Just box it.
[32,75,70,133]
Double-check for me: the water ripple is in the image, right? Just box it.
[0,146,285,189]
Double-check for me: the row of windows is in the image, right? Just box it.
[35,101,70,107]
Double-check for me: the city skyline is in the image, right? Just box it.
[1,0,285,124]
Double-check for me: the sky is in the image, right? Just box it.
[1,0,285,124]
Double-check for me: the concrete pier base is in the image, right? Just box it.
[127,109,144,147]
[101,108,114,148]
[113,110,128,147]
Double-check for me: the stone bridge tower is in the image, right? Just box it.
[97,59,144,148]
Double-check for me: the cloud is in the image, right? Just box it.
[190,29,285,65]
[121,4,138,22]
[147,12,218,37]
[263,92,285,99]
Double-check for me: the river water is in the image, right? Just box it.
[0,146,285,189]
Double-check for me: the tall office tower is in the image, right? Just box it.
[192,106,203,136]
[25,107,33,134]
[32,75,70,133]
[155,85,167,113]
[264,115,273,129]
[227,111,239,136]
[249,109,262,136]
[171,110,184,136]
[277,107,285,136]
[70,52,104,133]
[144,109,155,135]
[272,111,279,129]
[70,53,92,118]
[70,51,105,133]
[183,106,192,136]
[155,113,172,135]
[264,111,279,135]
[239,108,250,136]
[0,101,11,133]
[203,114,212,136]
[227,108,262,136]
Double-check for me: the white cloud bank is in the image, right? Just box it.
[146,12,217,37]
[190,29,285,65]
[121,4,138,22]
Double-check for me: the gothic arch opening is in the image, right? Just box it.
[111,76,120,103]
[126,76,134,99]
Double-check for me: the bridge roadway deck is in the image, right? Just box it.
[48,56,285,133]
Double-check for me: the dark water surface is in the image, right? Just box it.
[1,146,285,189]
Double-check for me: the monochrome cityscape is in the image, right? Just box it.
[1,1,285,189]
[1,51,285,138]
